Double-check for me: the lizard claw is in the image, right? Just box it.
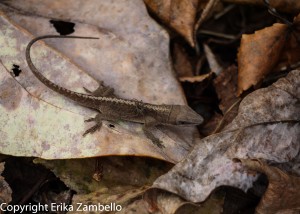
[153,140,165,148]
[83,87,92,94]
[84,117,95,122]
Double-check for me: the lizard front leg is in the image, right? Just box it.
[83,113,118,136]
[142,116,165,148]
[82,113,104,136]
[83,82,116,136]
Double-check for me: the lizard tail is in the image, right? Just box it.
[25,35,99,105]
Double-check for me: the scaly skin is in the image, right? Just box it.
[26,35,203,148]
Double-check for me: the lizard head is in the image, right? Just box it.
[169,105,204,126]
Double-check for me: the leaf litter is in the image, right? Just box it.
[0,0,299,213]
[148,69,299,204]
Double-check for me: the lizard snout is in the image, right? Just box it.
[171,105,204,125]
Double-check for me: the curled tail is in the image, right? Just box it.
[25,35,99,105]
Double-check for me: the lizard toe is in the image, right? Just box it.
[82,123,102,136]
[153,140,165,149]
[84,117,95,122]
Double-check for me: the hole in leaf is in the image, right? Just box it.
[109,124,115,128]
[49,20,75,35]
[12,64,22,77]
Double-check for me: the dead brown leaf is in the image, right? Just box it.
[214,65,238,112]
[237,23,288,95]
[0,162,12,208]
[144,0,199,46]
[222,0,300,14]
[144,0,220,47]
[172,42,195,77]
[237,13,300,95]
[199,66,239,136]
[209,65,240,133]
[276,14,300,70]
[239,159,300,214]
[145,189,224,214]
[35,157,171,213]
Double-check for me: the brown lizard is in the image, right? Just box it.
[26,35,204,148]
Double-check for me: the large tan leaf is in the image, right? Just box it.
[147,70,299,203]
[0,1,199,162]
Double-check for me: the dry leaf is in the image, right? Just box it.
[119,199,150,214]
[214,65,238,112]
[35,157,170,213]
[276,14,300,70]
[237,23,288,95]
[147,70,299,203]
[71,187,147,214]
[144,0,220,47]
[145,190,198,214]
[199,112,223,135]
[35,157,170,194]
[239,159,300,214]
[0,1,199,162]
[210,65,240,133]
[238,13,300,95]
[145,190,224,214]
[144,0,199,46]
[222,0,300,14]
[172,42,195,77]
[179,73,212,83]
[0,162,12,208]
[203,43,223,75]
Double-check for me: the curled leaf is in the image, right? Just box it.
[237,23,288,95]
[239,159,300,214]
[148,70,299,203]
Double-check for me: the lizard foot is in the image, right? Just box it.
[84,117,95,122]
[83,114,104,136]
[83,81,115,97]
[83,123,102,136]
[151,138,165,149]
[142,126,165,148]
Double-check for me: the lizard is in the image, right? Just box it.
[26,35,204,148]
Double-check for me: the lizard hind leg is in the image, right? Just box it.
[143,116,165,148]
[83,81,115,97]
